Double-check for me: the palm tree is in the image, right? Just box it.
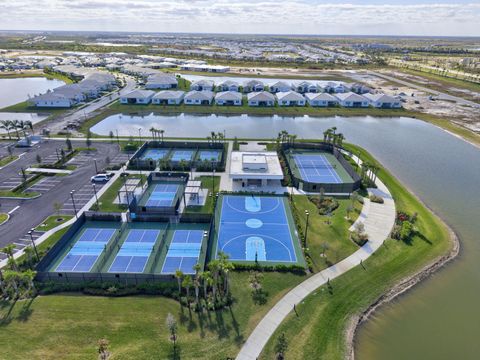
[2,244,18,271]
[208,260,221,299]
[25,120,34,135]
[174,269,184,294]
[149,126,156,140]
[182,276,193,303]
[11,120,21,139]
[2,270,20,299]
[23,246,35,268]
[22,269,36,297]
[178,159,188,172]
[200,270,211,299]
[160,129,165,143]
[0,120,13,139]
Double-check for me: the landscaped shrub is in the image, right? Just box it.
[308,196,339,215]
[124,143,138,151]
[369,194,384,204]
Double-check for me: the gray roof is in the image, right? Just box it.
[215,91,243,101]
[334,92,367,102]
[218,80,239,87]
[147,73,178,85]
[363,93,397,103]
[276,91,305,101]
[184,90,214,101]
[271,81,292,88]
[305,93,338,101]
[243,79,264,87]
[122,90,155,99]
[247,91,275,102]
[191,79,214,87]
[153,90,185,99]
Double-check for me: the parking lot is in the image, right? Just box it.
[59,181,106,215]
[26,176,63,194]
[0,173,35,191]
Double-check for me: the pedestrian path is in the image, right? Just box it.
[236,175,396,360]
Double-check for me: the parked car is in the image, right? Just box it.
[90,173,112,183]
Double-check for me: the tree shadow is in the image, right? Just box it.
[228,305,244,345]
[416,232,433,245]
[167,343,181,360]
[0,299,17,326]
[17,298,35,322]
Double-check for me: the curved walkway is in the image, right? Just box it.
[236,176,396,360]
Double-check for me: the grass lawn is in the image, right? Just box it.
[0,213,8,225]
[292,195,362,273]
[259,143,453,360]
[184,176,221,214]
[0,155,18,167]
[0,271,305,359]
[34,215,74,232]
[91,174,146,212]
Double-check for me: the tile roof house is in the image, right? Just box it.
[190,79,215,91]
[152,90,185,105]
[363,93,401,108]
[215,91,243,106]
[120,90,155,104]
[247,91,275,107]
[145,73,178,89]
[184,90,214,105]
[216,80,240,92]
[276,91,306,106]
[305,93,339,107]
[269,81,292,93]
[242,80,265,93]
[334,92,369,107]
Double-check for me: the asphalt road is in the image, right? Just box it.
[0,140,121,257]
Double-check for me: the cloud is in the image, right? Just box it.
[1,1,479,36]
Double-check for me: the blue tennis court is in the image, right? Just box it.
[108,229,159,273]
[293,153,342,183]
[56,228,116,272]
[171,149,195,162]
[198,150,221,162]
[145,183,179,207]
[140,148,170,161]
[217,196,298,263]
[161,230,204,274]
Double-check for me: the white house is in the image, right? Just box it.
[120,90,155,104]
[276,91,306,106]
[247,91,275,107]
[363,93,402,108]
[269,81,292,93]
[305,93,339,107]
[145,73,178,89]
[190,79,214,91]
[350,83,372,94]
[324,82,348,94]
[296,81,318,94]
[334,92,369,108]
[216,80,240,92]
[184,90,214,105]
[152,90,185,105]
[215,91,243,106]
[229,151,284,188]
[242,80,264,93]
[29,93,75,108]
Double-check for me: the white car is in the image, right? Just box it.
[90,174,111,183]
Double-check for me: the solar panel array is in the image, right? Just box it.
[161,230,204,274]
[108,229,159,273]
[56,228,116,272]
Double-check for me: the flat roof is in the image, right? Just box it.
[230,151,283,180]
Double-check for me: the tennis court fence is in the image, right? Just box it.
[280,142,361,194]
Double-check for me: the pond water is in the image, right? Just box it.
[0,77,65,109]
[92,111,480,359]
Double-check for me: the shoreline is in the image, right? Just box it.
[345,218,460,360]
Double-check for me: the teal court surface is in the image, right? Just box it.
[43,221,209,276]
[287,150,353,184]
[197,149,222,162]
[137,181,184,208]
[215,195,303,264]
[171,149,195,162]
[140,148,171,161]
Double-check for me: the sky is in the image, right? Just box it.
[1,0,479,37]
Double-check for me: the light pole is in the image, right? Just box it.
[70,190,78,218]
[94,159,98,174]
[28,229,40,261]
[55,148,60,162]
[138,128,142,144]
[92,183,99,209]
[116,129,120,145]
[304,210,310,247]
[212,165,216,195]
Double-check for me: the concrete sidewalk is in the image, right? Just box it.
[236,175,396,360]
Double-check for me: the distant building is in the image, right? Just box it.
[190,79,215,91]
[29,92,75,108]
[184,90,214,105]
[152,90,185,105]
[145,73,178,89]
[350,83,372,94]
[215,91,243,106]
[276,91,306,106]
[120,90,155,104]
[216,80,240,92]
[296,81,318,94]
[242,80,265,93]
[247,91,275,107]
[269,81,292,93]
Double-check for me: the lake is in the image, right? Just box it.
[0,77,65,109]
[91,112,480,359]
